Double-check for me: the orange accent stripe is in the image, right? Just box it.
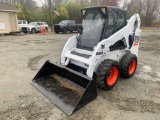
[134,41,139,46]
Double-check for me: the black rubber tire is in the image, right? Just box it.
[31,28,36,33]
[120,53,137,78]
[70,30,73,33]
[63,28,68,34]
[96,59,119,90]
[55,31,59,34]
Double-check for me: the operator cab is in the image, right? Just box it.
[77,6,127,51]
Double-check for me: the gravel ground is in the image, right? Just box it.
[0,30,160,120]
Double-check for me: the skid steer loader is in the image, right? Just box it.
[31,6,141,115]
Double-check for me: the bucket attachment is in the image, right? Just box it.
[31,61,97,115]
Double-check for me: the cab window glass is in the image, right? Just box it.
[105,10,117,38]
[18,21,22,24]
[23,21,27,24]
[115,12,126,32]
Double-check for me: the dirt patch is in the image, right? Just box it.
[0,31,160,120]
[140,34,160,54]
[52,74,83,93]
[0,95,52,120]
[34,74,84,108]
[101,93,160,114]
[28,54,48,71]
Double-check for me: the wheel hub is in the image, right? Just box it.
[128,59,136,75]
[107,67,118,86]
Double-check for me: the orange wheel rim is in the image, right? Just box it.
[128,59,136,74]
[106,67,118,86]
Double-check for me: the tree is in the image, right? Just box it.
[143,0,160,26]
[10,0,124,28]
[12,0,39,23]
[121,0,160,26]
[90,0,119,6]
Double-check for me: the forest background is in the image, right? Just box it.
[0,0,159,27]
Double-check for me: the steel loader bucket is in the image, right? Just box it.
[31,61,97,115]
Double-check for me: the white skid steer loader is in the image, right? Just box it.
[31,6,141,115]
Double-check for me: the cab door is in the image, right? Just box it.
[104,10,118,38]
[115,11,126,32]
[22,21,28,27]
[67,21,76,31]
[35,22,42,31]
[67,21,72,31]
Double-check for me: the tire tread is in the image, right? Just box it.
[120,53,137,78]
[96,59,119,90]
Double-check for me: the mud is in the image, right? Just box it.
[0,31,160,120]
[28,54,48,71]
[0,95,52,120]
[34,74,83,108]
[51,74,84,94]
